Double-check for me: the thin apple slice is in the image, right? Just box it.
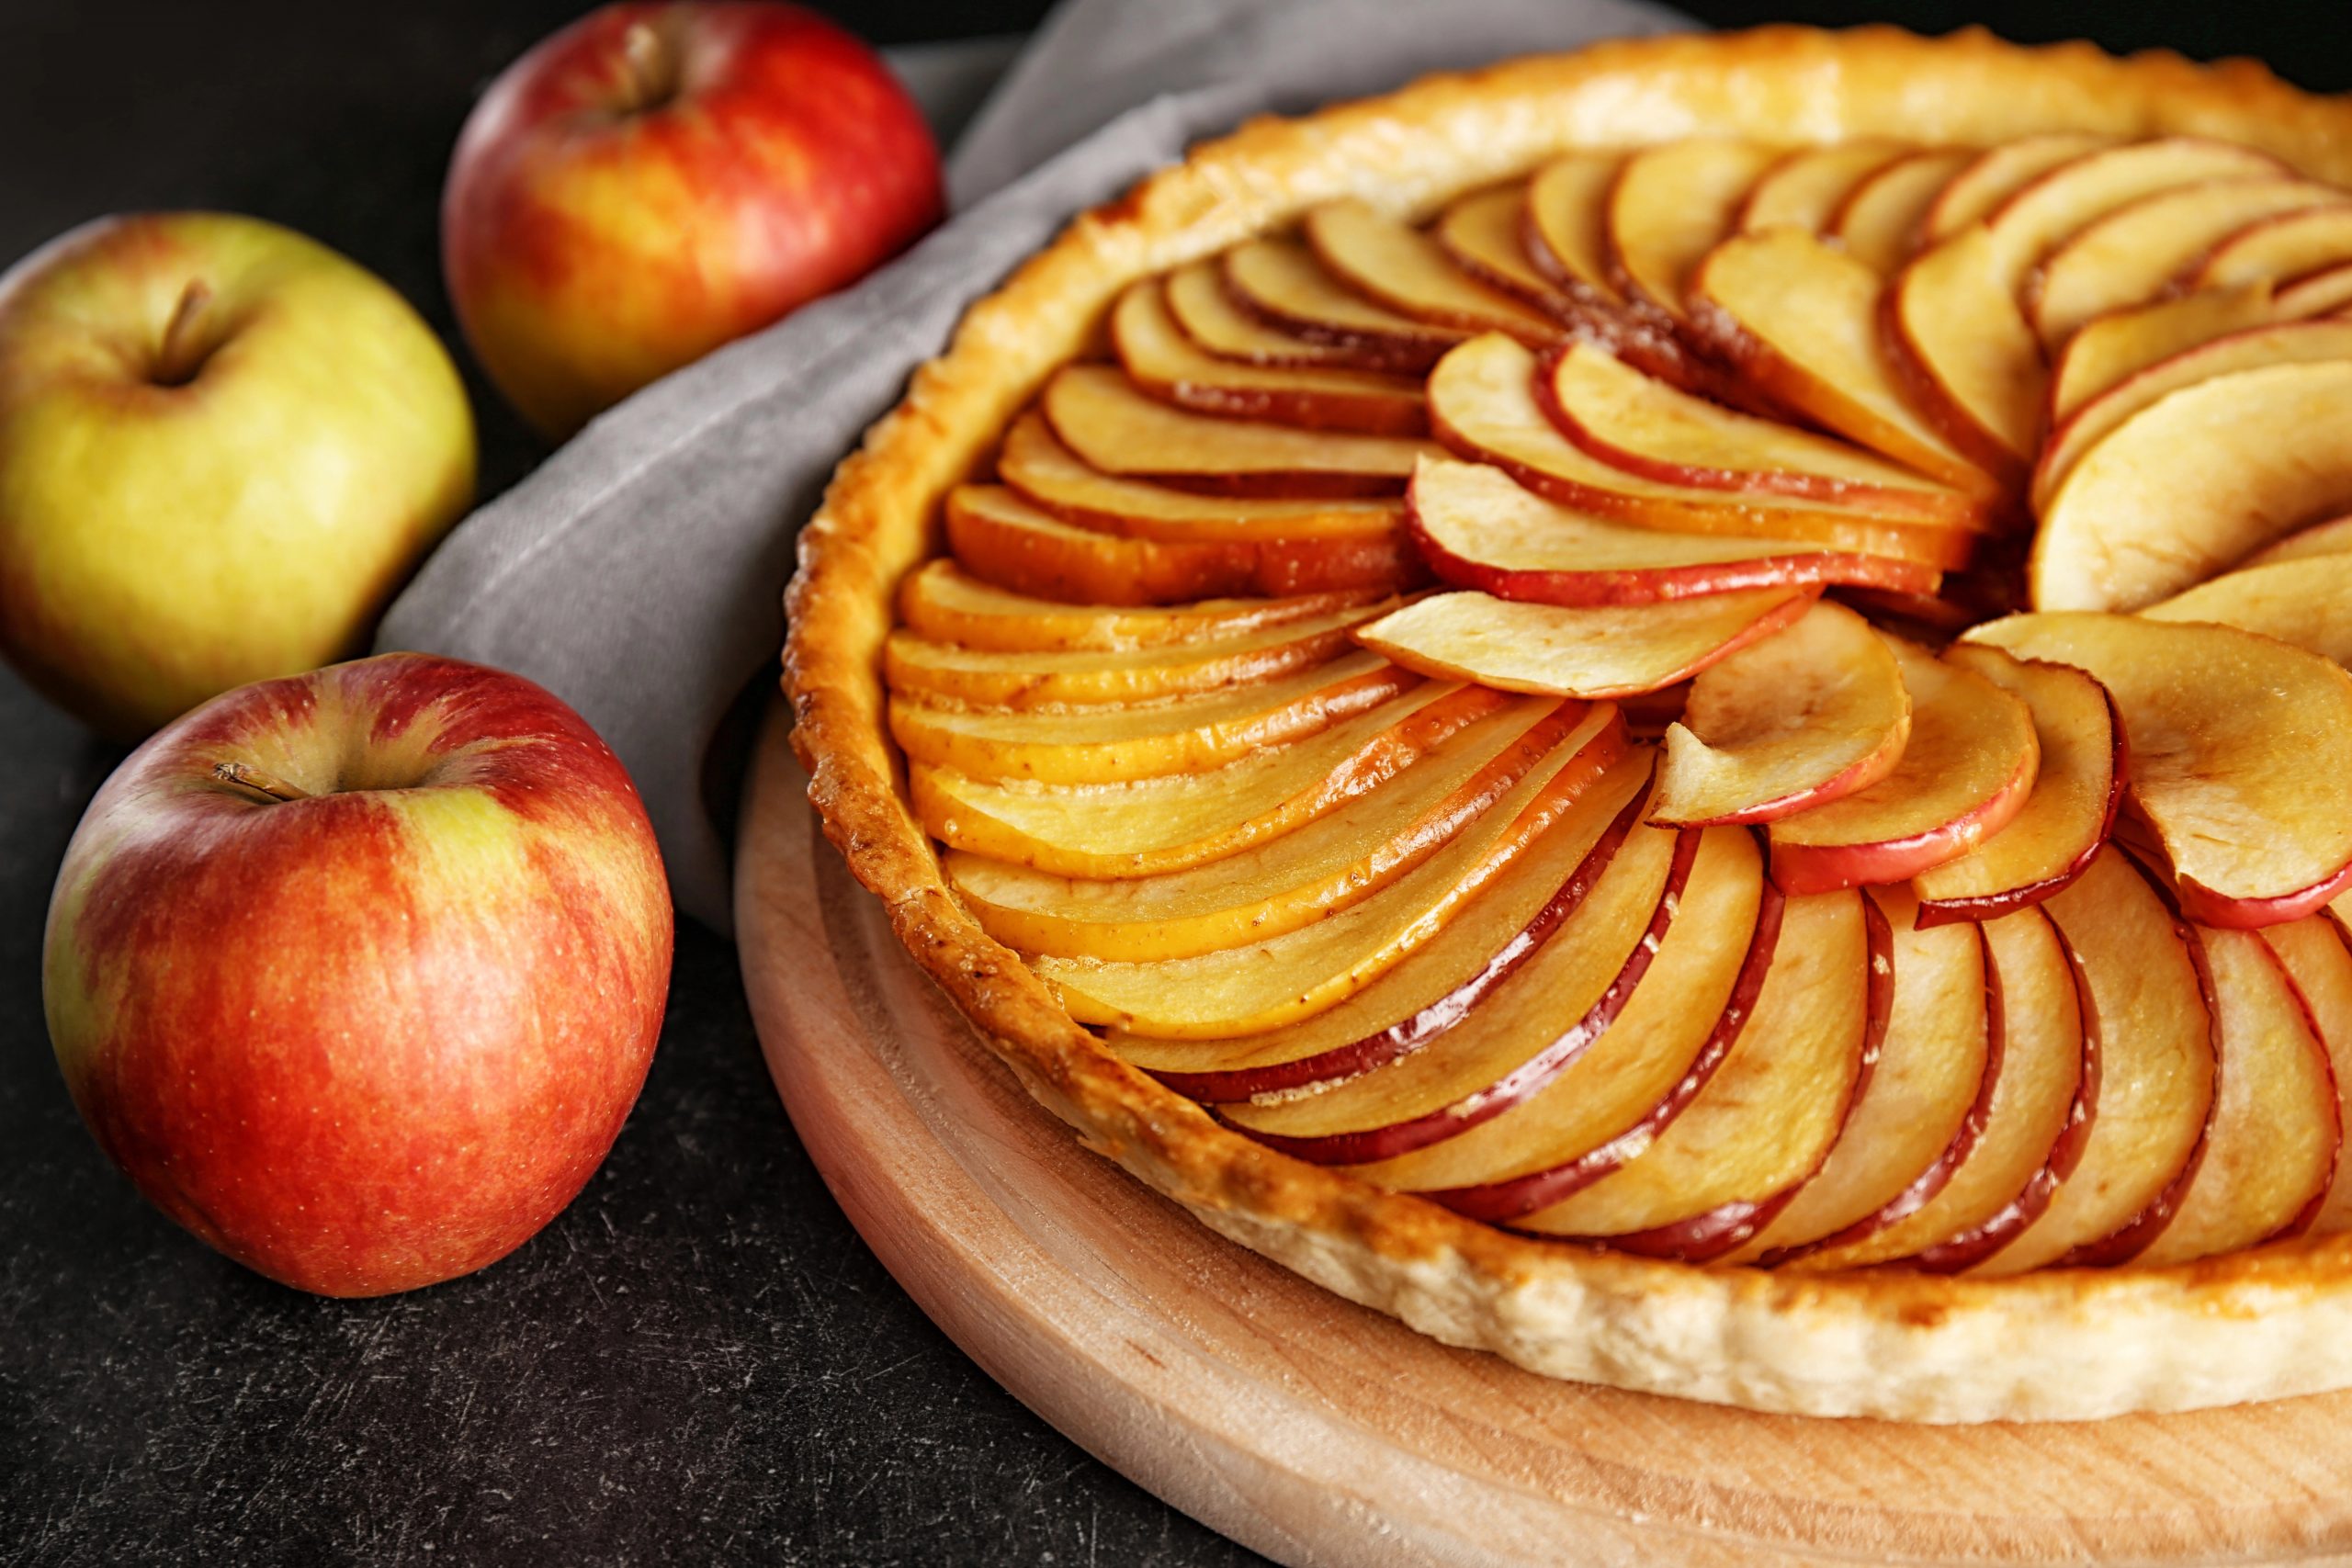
[1884,226,2045,481]
[1986,138,2285,279]
[1920,134,2119,243]
[1830,147,1974,276]
[2195,205,2352,291]
[944,484,1420,605]
[2134,920,2338,1265]
[889,647,1415,784]
[1434,186,1571,312]
[898,560,1380,653]
[1738,141,1909,236]
[1356,587,1815,699]
[1113,750,1649,1096]
[1218,802,1689,1162]
[1767,637,2039,895]
[1605,139,1781,328]
[1430,333,1975,570]
[1036,727,1634,1039]
[910,682,1496,878]
[1542,341,1990,526]
[1799,906,2087,1272]
[947,697,1600,961]
[1650,600,1910,829]
[2144,556,2352,667]
[2046,282,2275,432]
[1724,886,1990,1264]
[1110,280,1427,435]
[1914,644,2122,925]
[1161,259,1387,369]
[2030,360,2352,611]
[1303,198,1560,344]
[2033,320,2352,515]
[1969,613,2352,928]
[1042,365,1439,499]
[2245,513,2352,569]
[1406,456,1939,605]
[2275,259,2352,320]
[2033,180,2343,350]
[1344,830,1774,1204]
[993,413,1401,544]
[1524,152,1627,309]
[2262,914,2352,1234]
[1687,228,1998,497]
[1972,846,2215,1274]
[1222,237,1462,371]
[1511,888,1889,1259]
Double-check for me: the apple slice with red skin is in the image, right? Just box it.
[1430,333,1976,570]
[1737,141,1909,236]
[1913,644,2123,926]
[1406,455,1939,608]
[1918,134,2119,243]
[1354,587,1816,700]
[1222,237,1462,371]
[1651,600,1912,829]
[1970,846,2215,1274]
[1161,258,1394,370]
[944,484,1421,606]
[2243,513,2352,570]
[1510,888,1891,1261]
[2194,205,2352,291]
[2274,260,2352,320]
[1798,906,2088,1272]
[1830,147,1973,275]
[1110,279,1429,435]
[1303,198,1561,345]
[1604,139,1780,330]
[1219,802,1691,1164]
[1723,885,1991,1265]
[1114,746,1647,1098]
[2045,282,2274,429]
[1434,186,1574,314]
[2262,913,2352,1235]
[1524,152,1627,310]
[1968,613,2352,929]
[2143,556,2352,669]
[1541,342,1992,528]
[1986,138,2285,281]
[1043,365,1439,499]
[1767,637,2040,896]
[896,559,1383,654]
[1883,226,2045,486]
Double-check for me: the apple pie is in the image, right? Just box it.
[783,25,2352,1421]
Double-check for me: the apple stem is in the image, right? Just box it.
[154,280,214,388]
[213,761,311,804]
[620,20,677,113]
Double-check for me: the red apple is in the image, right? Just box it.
[43,653,674,1297]
[443,2,944,438]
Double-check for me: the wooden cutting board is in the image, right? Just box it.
[735,705,2352,1568]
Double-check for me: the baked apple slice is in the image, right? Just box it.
[1038,728,1634,1038]
[1829,147,1973,275]
[1737,141,1908,236]
[1651,600,1911,829]
[2275,259,2352,319]
[1433,186,1571,311]
[1968,613,2352,927]
[1110,280,1429,435]
[947,696,1603,961]
[2030,361,2352,611]
[2194,204,2352,291]
[891,646,1416,784]
[1523,152,1627,309]
[2143,556,2352,668]
[944,484,1420,604]
[1430,333,1975,569]
[2045,282,2275,429]
[1883,224,2046,483]
[1222,237,1461,370]
[1511,888,1890,1261]
[1406,456,1940,604]
[911,682,1496,878]
[1605,138,1780,328]
[2243,513,2352,569]
[1724,886,1992,1264]
[1161,258,1389,369]
[897,559,1381,652]
[1972,846,2215,1274]
[1043,365,1440,499]
[1917,134,2118,243]
[1767,636,2040,895]
[1913,644,2122,926]
[1303,198,1561,344]
[1687,228,1998,497]
[2261,914,2352,1234]
[1355,587,1815,699]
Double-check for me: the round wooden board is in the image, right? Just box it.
[736,705,2352,1568]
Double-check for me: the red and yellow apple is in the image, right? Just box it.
[0,212,476,739]
[443,1,944,438]
[43,653,673,1297]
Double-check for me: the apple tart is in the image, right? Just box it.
[784,25,2352,1421]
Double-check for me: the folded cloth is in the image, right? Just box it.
[376,0,1689,935]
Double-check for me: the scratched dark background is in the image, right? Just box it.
[2,3,2347,1565]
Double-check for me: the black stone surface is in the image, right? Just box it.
[2,4,2348,1565]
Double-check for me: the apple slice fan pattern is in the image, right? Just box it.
[786,28,2352,1421]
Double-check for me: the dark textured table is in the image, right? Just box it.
[5,4,2350,1565]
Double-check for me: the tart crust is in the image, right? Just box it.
[783,25,2352,1422]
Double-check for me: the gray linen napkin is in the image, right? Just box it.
[377,0,1688,934]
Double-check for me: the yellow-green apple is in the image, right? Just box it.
[443,1,944,438]
[42,653,673,1298]
[0,212,476,739]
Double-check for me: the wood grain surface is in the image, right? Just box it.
[738,705,2352,1567]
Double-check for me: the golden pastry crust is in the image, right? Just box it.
[783,25,2352,1422]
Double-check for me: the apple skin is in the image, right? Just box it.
[444,1,944,438]
[0,212,477,740]
[42,653,673,1297]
